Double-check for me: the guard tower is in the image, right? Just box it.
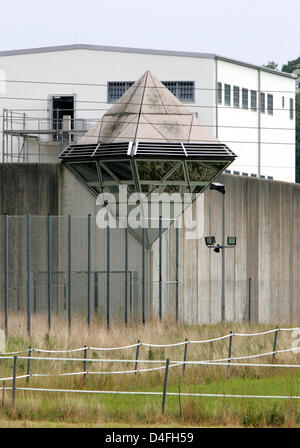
[59,71,236,243]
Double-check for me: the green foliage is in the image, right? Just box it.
[263,61,278,70]
[241,405,263,427]
[282,57,300,73]
[147,347,154,360]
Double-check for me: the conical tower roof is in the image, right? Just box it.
[78,71,219,145]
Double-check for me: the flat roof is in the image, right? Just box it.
[0,43,296,79]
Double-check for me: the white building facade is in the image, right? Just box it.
[0,44,296,182]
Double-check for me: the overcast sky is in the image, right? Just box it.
[0,0,299,70]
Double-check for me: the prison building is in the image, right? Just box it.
[0,44,296,182]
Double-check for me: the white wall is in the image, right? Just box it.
[216,59,295,182]
[0,48,215,162]
[0,47,296,181]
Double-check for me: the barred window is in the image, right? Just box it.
[224,84,231,105]
[108,80,195,103]
[290,98,294,120]
[242,88,248,109]
[163,81,195,102]
[217,82,222,104]
[267,94,273,115]
[251,90,257,111]
[108,81,134,102]
[233,86,240,108]
[260,92,265,113]
[163,81,177,97]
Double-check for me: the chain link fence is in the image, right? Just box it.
[0,215,297,334]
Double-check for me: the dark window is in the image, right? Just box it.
[267,94,273,115]
[251,90,257,111]
[177,82,195,102]
[260,93,265,113]
[107,82,134,103]
[108,80,195,103]
[290,98,294,120]
[52,95,74,142]
[242,88,248,109]
[217,82,222,104]
[224,84,231,105]
[233,86,240,108]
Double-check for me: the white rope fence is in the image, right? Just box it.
[1,326,299,356]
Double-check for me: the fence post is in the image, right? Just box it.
[142,227,146,325]
[4,215,8,336]
[12,356,17,407]
[125,216,128,327]
[107,219,111,330]
[248,278,251,324]
[94,272,98,314]
[159,215,162,321]
[182,338,188,377]
[26,346,32,385]
[134,340,141,374]
[87,214,91,328]
[175,225,179,323]
[27,214,31,337]
[68,214,72,332]
[228,331,233,364]
[272,327,279,362]
[162,358,170,415]
[48,215,52,331]
[83,345,88,385]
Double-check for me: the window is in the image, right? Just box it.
[217,82,222,104]
[282,96,285,108]
[267,94,273,115]
[260,93,265,113]
[251,90,257,111]
[108,80,195,103]
[176,81,195,102]
[242,88,248,109]
[163,81,195,102]
[108,81,134,102]
[51,95,74,142]
[224,84,231,105]
[233,86,240,108]
[290,98,294,120]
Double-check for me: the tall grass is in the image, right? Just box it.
[0,313,299,427]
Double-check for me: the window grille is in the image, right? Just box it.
[267,94,273,115]
[217,82,222,104]
[233,86,240,108]
[290,98,294,120]
[251,90,257,111]
[260,92,265,113]
[242,88,248,109]
[224,84,231,106]
[108,80,195,103]
[108,81,134,102]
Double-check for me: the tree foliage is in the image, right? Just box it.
[281,57,300,74]
[263,61,278,70]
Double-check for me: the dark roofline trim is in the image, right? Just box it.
[0,43,296,80]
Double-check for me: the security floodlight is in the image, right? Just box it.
[205,236,216,247]
[210,183,225,195]
[213,245,221,253]
[227,236,237,246]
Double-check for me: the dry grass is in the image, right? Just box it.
[0,313,300,428]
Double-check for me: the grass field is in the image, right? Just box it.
[0,314,299,428]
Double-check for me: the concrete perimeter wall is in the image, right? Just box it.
[151,174,300,325]
[0,163,299,325]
